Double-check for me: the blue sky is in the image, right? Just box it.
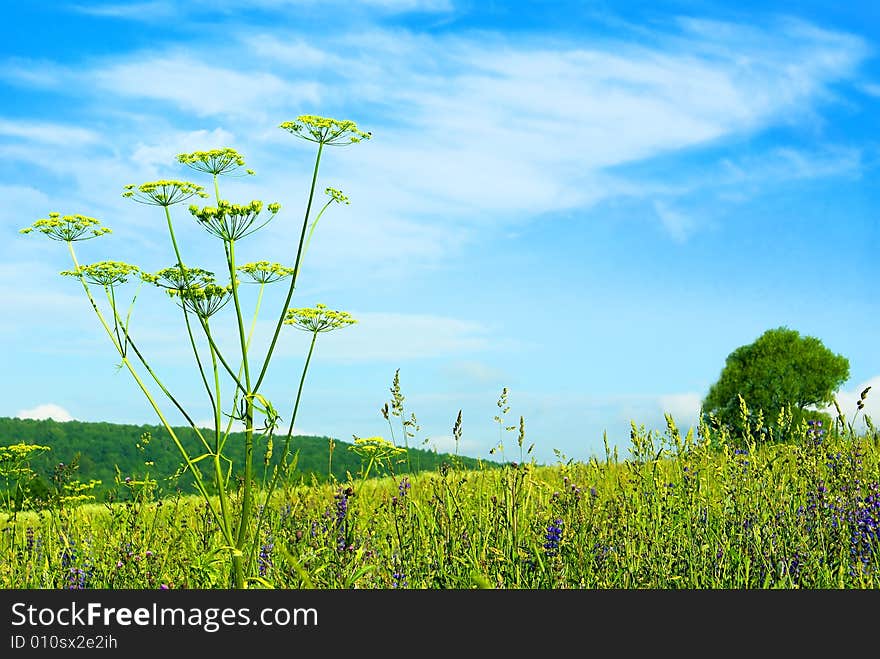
[2,0,879,465]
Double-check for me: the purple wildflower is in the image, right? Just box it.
[544,519,563,556]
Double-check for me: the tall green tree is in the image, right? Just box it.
[702,326,849,438]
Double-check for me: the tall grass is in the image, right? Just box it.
[2,407,878,589]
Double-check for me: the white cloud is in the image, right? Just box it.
[0,119,101,146]
[653,201,697,242]
[281,311,507,362]
[0,58,64,87]
[311,18,868,238]
[2,16,868,259]
[657,392,703,427]
[129,127,237,172]
[422,433,483,455]
[72,0,453,19]
[70,2,176,19]
[242,36,339,69]
[17,404,75,422]
[820,376,880,430]
[720,146,863,185]
[90,54,321,118]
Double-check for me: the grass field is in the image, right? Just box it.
[2,415,878,589]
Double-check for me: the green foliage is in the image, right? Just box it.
[0,417,487,506]
[702,326,849,440]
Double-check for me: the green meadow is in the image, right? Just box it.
[2,411,878,589]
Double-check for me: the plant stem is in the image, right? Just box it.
[222,283,266,452]
[253,142,324,394]
[250,330,318,565]
[66,241,224,534]
[208,323,236,583]
[227,239,255,576]
[102,290,212,454]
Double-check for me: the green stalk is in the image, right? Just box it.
[161,205,219,402]
[181,305,216,414]
[208,322,236,584]
[299,199,332,268]
[65,242,224,533]
[221,282,265,453]
[102,289,212,454]
[227,239,255,581]
[253,142,324,394]
[249,330,318,567]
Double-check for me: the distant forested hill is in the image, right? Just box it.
[0,416,490,501]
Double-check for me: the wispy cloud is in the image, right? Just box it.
[237,0,454,10]
[69,0,453,21]
[720,146,863,185]
[0,58,65,87]
[69,1,176,19]
[0,119,101,146]
[653,201,697,242]
[129,127,237,172]
[282,311,513,362]
[89,54,321,119]
[3,15,869,254]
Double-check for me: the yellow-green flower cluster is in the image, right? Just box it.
[176,147,255,177]
[237,261,296,284]
[284,303,357,333]
[188,199,280,241]
[145,264,216,291]
[1,442,50,484]
[58,479,102,505]
[0,443,51,462]
[20,213,111,242]
[123,180,208,207]
[348,436,406,458]
[325,187,350,205]
[60,261,141,287]
[168,282,232,318]
[279,115,371,146]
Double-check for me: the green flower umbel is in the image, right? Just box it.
[237,261,296,285]
[176,147,255,177]
[168,282,232,318]
[122,180,208,206]
[324,187,350,205]
[188,199,281,241]
[20,213,111,242]
[284,303,357,333]
[61,261,141,286]
[279,115,371,146]
[145,264,216,291]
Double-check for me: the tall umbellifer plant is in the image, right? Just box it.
[20,115,371,588]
